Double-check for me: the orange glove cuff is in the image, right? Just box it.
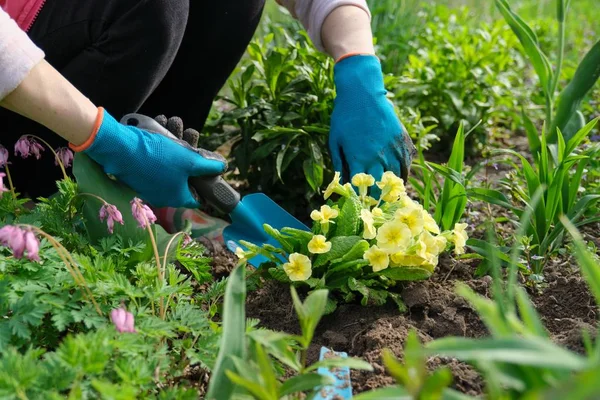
[335,52,375,63]
[69,106,104,152]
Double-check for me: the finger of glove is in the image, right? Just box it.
[179,189,202,209]
[190,154,227,176]
[367,164,384,199]
[330,144,344,178]
[390,139,411,182]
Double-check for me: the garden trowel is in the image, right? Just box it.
[120,113,310,267]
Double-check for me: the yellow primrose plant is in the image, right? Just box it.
[238,171,469,313]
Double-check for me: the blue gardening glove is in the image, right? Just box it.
[70,108,226,208]
[329,54,415,192]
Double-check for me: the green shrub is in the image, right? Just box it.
[207,20,335,217]
[393,5,528,155]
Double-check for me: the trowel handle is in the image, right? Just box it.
[120,113,240,214]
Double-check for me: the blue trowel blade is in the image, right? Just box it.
[222,193,310,267]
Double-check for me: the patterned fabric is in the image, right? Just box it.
[154,206,230,244]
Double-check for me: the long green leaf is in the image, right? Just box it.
[279,373,334,397]
[551,41,600,141]
[305,357,373,373]
[425,336,587,370]
[467,188,517,211]
[522,108,541,158]
[565,118,599,156]
[205,265,247,400]
[561,216,600,306]
[514,287,548,338]
[494,0,553,95]
[353,387,411,400]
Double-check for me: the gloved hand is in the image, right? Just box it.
[329,54,416,194]
[70,108,226,209]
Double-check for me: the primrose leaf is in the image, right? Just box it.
[331,239,370,264]
[348,278,388,307]
[263,224,295,253]
[335,195,363,236]
[388,292,408,313]
[313,236,362,268]
[268,267,291,283]
[379,266,432,281]
[324,297,338,315]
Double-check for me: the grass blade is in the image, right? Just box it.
[205,264,247,400]
[494,0,553,95]
[561,216,600,305]
[425,336,587,370]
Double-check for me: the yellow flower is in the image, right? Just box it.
[395,207,424,237]
[399,194,421,211]
[376,220,412,253]
[352,173,375,197]
[235,247,246,259]
[372,207,384,218]
[308,235,332,254]
[364,245,389,272]
[376,171,406,202]
[324,172,350,199]
[310,205,339,224]
[390,252,425,267]
[283,253,312,281]
[422,210,440,235]
[415,231,447,261]
[360,209,377,240]
[452,223,469,255]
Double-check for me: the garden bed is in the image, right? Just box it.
[201,229,599,396]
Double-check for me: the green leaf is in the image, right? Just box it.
[425,336,587,370]
[91,379,139,400]
[467,188,516,211]
[263,224,295,254]
[561,216,600,306]
[205,265,247,400]
[303,159,323,193]
[335,195,363,236]
[348,278,388,306]
[514,286,548,338]
[565,118,599,156]
[291,287,328,349]
[280,374,334,397]
[353,387,411,400]
[378,266,432,281]
[331,239,369,264]
[313,236,362,268]
[551,39,600,141]
[494,0,553,95]
[522,108,541,157]
[248,330,302,372]
[306,357,374,373]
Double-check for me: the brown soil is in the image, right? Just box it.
[240,248,599,396]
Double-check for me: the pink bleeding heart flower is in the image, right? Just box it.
[99,203,124,234]
[110,307,137,333]
[55,147,74,168]
[0,173,9,193]
[0,145,9,167]
[0,225,39,261]
[14,137,31,158]
[14,136,44,159]
[182,233,193,247]
[23,229,40,261]
[130,197,157,229]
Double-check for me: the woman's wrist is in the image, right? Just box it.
[0,59,98,146]
[321,5,375,62]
